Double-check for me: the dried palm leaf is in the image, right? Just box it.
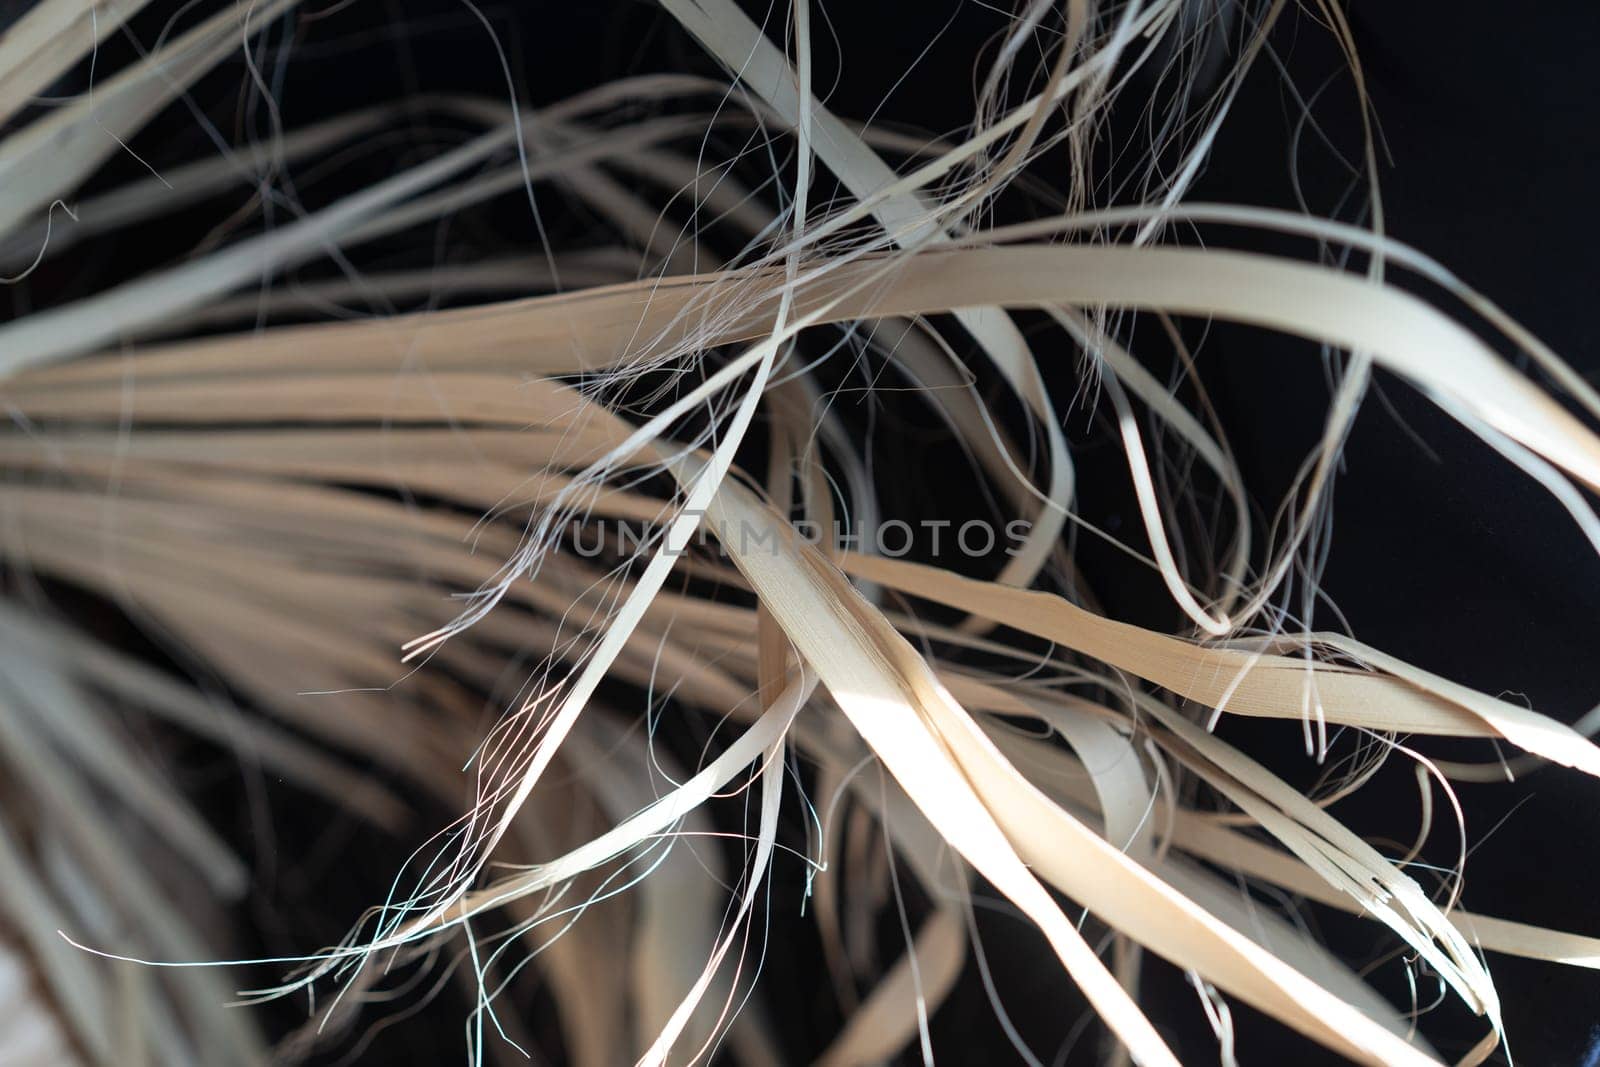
[2,1,1597,1065]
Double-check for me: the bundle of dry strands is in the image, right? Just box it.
[2,1,1599,1064]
